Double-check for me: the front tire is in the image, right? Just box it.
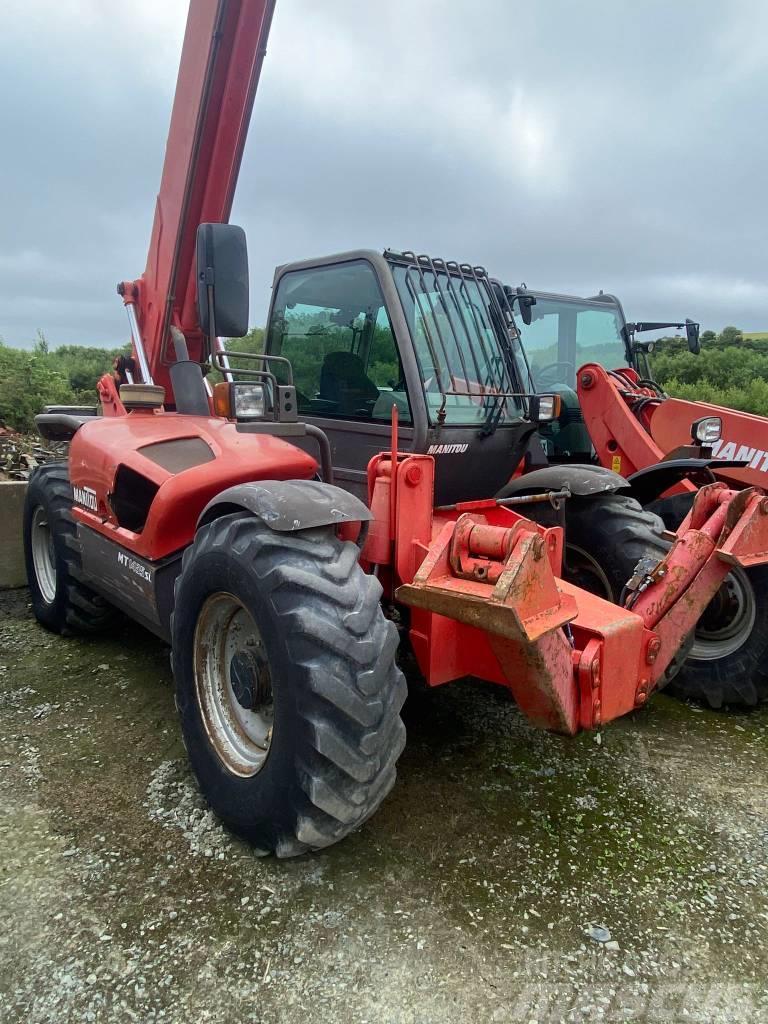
[23,463,115,634]
[560,493,668,601]
[171,513,407,857]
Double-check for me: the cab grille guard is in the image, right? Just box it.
[384,250,535,424]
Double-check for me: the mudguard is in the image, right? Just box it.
[496,464,629,500]
[627,458,749,506]
[198,479,373,532]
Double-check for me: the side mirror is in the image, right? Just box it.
[685,319,700,355]
[196,223,249,340]
[502,284,537,326]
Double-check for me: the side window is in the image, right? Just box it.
[520,312,561,375]
[267,261,411,423]
[575,309,627,372]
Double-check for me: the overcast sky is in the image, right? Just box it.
[2,0,768,349]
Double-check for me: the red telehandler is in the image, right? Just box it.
[515,286,768,708]
[21,0,768,856]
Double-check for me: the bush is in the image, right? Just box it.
[0,338,127,433]
[650,327,768,416]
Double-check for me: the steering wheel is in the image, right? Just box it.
[533,361,576,390]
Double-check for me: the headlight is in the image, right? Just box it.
[691,415,721,445]
[529,393,562,423]
[233,383,267,420]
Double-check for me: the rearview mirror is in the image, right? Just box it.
[196,223,249,339]
[503,284,537,326]
[685,318,700,355]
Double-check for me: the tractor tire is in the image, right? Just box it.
[171,513,407,857]
[646,493,768,708]
[559,493,668,605]
[23,463,115,635]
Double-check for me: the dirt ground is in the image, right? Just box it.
[1,588,768,1023]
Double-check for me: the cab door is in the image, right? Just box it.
[263,254,420,500]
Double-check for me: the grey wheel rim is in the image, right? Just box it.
[194,593,274,777]
[690,566,756,661]
[31,505,56,604]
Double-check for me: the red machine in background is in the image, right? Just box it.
[516,287,768,708]
[579,362,768,491]
[22,1,768,857]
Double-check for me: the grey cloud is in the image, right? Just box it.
[2,0,767,349]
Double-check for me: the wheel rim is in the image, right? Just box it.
[563,543,613,600]
[193,593,274,777]
[31,505,57,604]
[690,566,756,661]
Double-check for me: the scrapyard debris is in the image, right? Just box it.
[0,432,68,481]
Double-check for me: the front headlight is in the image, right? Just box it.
[233,383,267,420]
[691,415,721,445]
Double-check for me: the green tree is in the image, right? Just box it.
[718,325,743,345]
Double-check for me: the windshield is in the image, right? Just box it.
[519,295,627,392]
[391,260,528,426]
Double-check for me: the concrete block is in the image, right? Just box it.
[0,481,27,590]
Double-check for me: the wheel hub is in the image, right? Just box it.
[229,650,272,710]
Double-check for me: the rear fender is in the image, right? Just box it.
[197,479,373,533]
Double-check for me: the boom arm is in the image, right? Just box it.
[117,0,275,398]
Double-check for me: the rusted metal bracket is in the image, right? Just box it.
[397,513,578,643]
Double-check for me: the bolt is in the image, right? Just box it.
[404,464,422,487]
[580,372,594,389]
[593,700,601,726]
[635,678,650,706]
[646,637,661,664]
[760,498,768,516]
[590,658,600,687]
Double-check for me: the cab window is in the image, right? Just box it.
[521,297,626,391]
[266,261,411,423]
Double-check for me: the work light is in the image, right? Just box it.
[691,416,722,446]
[233,383,267,420]
[529,394,562,423]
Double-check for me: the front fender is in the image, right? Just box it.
[198,479,373,532]
[496,464,629,500]
[627,457,749,506]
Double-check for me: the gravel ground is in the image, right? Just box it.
[1,587,768,1023]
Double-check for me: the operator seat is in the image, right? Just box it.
[319,351,379,417]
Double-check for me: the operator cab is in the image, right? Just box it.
[246,250,555,505]
[516,290,700,464]
[517,290,629,462]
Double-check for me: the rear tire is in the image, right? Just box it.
[646,493,768,708]
[23,463,115,634]
[171,513,407,857]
